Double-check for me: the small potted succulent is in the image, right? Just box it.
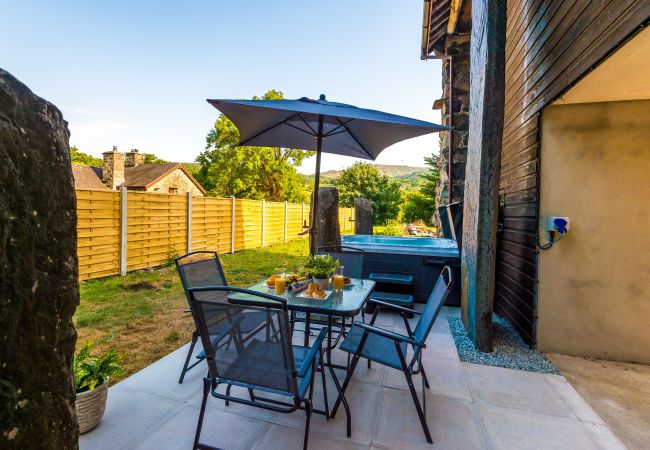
[74,343,123,434]
[305,254,340,290]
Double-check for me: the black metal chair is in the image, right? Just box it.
[175,251,267,384]
[331,266,453,444]
[188,285,351,450]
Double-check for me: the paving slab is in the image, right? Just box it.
[382,357,472,402]
[373,388,485,450]
[80,387,183,450]
[477,403,603,450]
[462,362,575,418]
[254,423,370,450]
[137,403,268,450]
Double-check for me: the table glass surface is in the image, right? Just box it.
[228,278,375,316]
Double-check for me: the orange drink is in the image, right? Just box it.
[333,274,345,291]
[333,266,345,292]
[275,276,287,294]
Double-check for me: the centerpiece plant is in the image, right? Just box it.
[304,254,340,290]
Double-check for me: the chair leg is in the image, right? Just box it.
[179,332,199,384]
[404,370,432,443]
[330,352,359,420]
[194,378,210,450]
[319,351,330,420]
[303,399,312,450]
[225,384,232,406]
[420,363,430,389]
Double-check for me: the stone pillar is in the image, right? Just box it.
[461,0,506,352]
[125,149,144,167]
[102,147,125,189]
[433,32,470,228]
[311,187,341,253]
[354,198,373,235]
[0,69,79,448]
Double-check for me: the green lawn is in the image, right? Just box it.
[75,238,310,381]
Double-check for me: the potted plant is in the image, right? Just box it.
[74,343,123,434]
[305,254,340,290]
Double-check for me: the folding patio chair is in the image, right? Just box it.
[188,285,351,450]
[175,251,267,384]
[331,266,453,444]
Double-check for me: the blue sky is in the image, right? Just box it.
[1,1,442,173]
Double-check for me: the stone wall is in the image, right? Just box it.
[148,167,204,196]
[435,33,470,209]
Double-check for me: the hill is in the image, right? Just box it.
[317,164,427,179]
[303,164,428,190]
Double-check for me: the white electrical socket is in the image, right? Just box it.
[545,216,570,232]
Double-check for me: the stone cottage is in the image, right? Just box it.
[72,147,205,196]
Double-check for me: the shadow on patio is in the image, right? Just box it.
[80,306,623,450]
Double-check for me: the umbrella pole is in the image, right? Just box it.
[310,115,324,254]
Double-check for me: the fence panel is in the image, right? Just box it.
[234,199,263,251]
[126,192,187,271]
[192,197,231,254]
[77,189,121,279]
[76,189,353,280]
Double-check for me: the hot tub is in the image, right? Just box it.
[341,235,461,305]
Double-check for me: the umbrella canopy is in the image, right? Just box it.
[207,95,448,252]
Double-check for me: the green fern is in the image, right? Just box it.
[74,342,123,393]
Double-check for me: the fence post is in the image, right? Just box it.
[284,201,288,242]
[301,202,305,239]
[261,199,266,247]
[186,192,192,253]
[231,196,235,254]
[119,186,127,276]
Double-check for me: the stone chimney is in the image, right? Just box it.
[102,146,125,189]
[125,149,145,167]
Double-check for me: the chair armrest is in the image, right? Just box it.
[355,322,424,348]
[368,298,421,315]
[297,327,328,378]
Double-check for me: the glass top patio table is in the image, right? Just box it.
[228,278,375,317]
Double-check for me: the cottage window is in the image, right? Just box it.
[168,187,178,194]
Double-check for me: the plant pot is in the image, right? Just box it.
[75,378,109,434]
[313,277,330,291]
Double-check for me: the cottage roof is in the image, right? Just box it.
[71,162,206,194]
[71,165,109,191]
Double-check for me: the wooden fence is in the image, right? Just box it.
[76,189,354,280]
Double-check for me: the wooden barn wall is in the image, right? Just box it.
[496,0,649,345]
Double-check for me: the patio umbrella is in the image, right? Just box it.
[207,94,448,253]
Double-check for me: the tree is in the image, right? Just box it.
[195,90,312,202]
[335,162,402,225]
[142,153,170,164]
[400,153,440,224]
[70,146,102,166]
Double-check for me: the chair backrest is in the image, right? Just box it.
[317,245,364,279]
[413,266,453,344]
[189,287,299,396]
[175,251,228,310]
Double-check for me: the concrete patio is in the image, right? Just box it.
[80,307,625,450]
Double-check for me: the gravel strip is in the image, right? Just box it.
[448,315,560,375]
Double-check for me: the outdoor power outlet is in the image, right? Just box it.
[545,216,570,234]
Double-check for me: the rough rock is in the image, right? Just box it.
[354,198,373,235]
[0,68,79,449]
[311,187,341,253]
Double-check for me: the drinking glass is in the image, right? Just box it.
[333,266,345,292]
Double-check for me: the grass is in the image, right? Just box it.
[75,238,310,382]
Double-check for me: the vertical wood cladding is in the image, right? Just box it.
[496,0,649,345]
